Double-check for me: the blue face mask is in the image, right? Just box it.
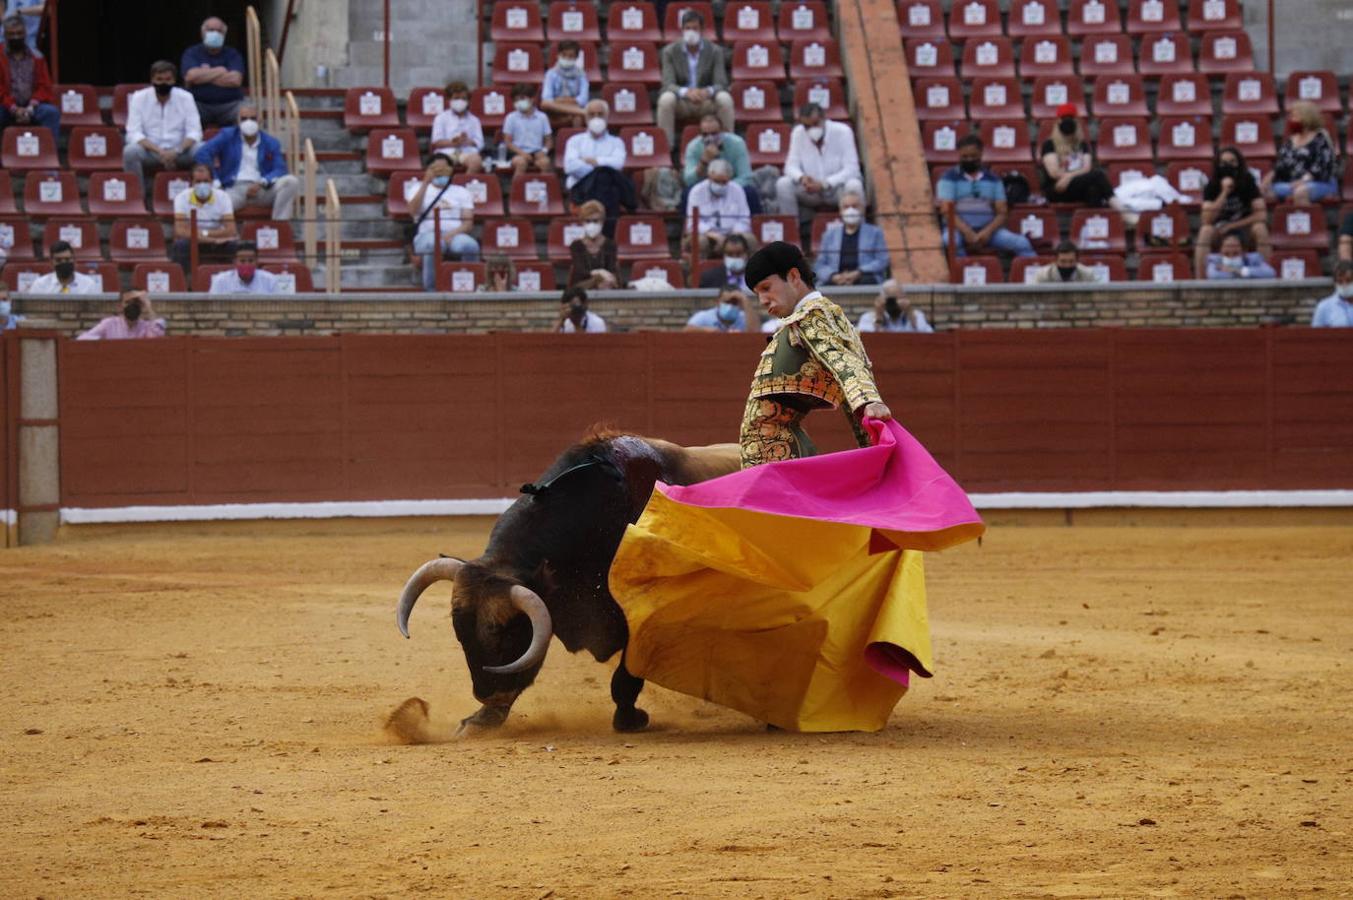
[203,30,225,50]
[716,302,739,324]
[0,299,11,317]
[431,175,450,187]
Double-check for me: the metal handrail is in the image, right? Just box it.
[264,48,281,134]
[303,139,318,265]
[277,0,299,66]
[283,91,300,174]
[245,6,262,106]
[324,178,341,293]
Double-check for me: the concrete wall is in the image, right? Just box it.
[263,0,353,88]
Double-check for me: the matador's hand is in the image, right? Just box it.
[861,401,892,421]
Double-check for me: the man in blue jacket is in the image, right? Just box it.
[813,191,888,286]
[194,101,299,220]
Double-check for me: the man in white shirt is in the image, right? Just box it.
[774,102,863,222]
[557,286,607,333]
[429,81,484,173]
[857,280,933,333]
[406,152,479,292]
[170,163,237,271]
[27,240,99,294]
[194,101,300,220]
[121,60,204,199]
[209,241,279,294]
[1311,261,1353,327]
[563,99,635,234]
[685,158,752,257]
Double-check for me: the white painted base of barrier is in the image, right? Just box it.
[2,509,14,526]
[56,491,1353,525]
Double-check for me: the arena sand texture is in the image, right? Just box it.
[2,519,1350,898]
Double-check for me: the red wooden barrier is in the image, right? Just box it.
[54,330,1353,510]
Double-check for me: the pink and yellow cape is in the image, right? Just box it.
[609,418,985,732]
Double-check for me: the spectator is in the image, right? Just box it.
[558,285,607,333]
[0,286,22,331]
[480,255,516,292]
[814,191,888,286]
[429,81,484,173]
[656,10,733,145]
[1033,240,1101,284]
[1205,233,1275,280]
[857,280,933,333]
[122,61,203,198]
[682,112,760,212]
[2,1,41,50]
[1311,261,1353,327]
[563,99,635,233]
[208,242,278,294]
[181,16,245,126]
[1039,104,1119,211]
[685,289,759,333]
[775,102,863,223]
[407,153,479,292]
[28,241,99,294]
[76,290,166,340]
[685,158,752,257]
[1265,102,1340,206]
[170,163,237,271]
[698,232,751,290]
[0,14,58,139]
[567,200,620,289]
[500,83,552,175]
[936,134,1036,258]
[194,100,300,220]
[1195,146,1270,279]
[1340,210,1353,263]
[540,40,588,128]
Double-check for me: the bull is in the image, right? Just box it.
[396,431,740,735]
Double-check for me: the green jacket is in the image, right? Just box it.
[682,132,754,188]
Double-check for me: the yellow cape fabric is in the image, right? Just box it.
[609,489,932,733]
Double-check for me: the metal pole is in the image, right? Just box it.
[278,0,298,67]
[1267,0,1275,74]
[689,208,700,287]
[303,139,317,265]
[476,0,484,88]
[246,7,261,105]
[190,208,200,279]
[383,0,391,88]
[47,0,59,83]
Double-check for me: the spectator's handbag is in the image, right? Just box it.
[1002,171,1031,205]
[404,182,454,244]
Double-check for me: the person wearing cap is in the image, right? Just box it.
[738,240,891,468]
[1039,103,1117,209]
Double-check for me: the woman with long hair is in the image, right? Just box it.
[1195,146,1270,278]
[1039,103,1121,210]
[1264,101,1340,206]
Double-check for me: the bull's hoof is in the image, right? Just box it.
[455,704,510,738]
[612,706,650,733]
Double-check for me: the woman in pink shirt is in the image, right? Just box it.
[77,290,167,340]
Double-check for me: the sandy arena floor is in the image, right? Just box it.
[1,518,1350,898]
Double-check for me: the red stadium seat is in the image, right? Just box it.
[436,261,485,293]
[994,161,1041,197]
[0,170,16,214]
[0,215,35,260]
[1187,0,1243,31]
[1031,78,1086,119]
[904,38,957,80]
[1271,250,1322,281]
[1220,115,1277,162]
[745,123,791,166]
[628,258,684,286]
[343,87,400,132]
[1125,0,1181,34]
[1137,207,1190,249]
[921,120,965,163]
[615,215,667,257]
[110,83,148,129]
[731,40,786,82]
[546,1,601,41]
[1270,204,1330,251]
[54,84,103,128]
[1011,206,1060,251]
[480,218,538,260]
[491,2,544,40]
[3,261,51,291]
[1019,36,1076,78]
[1070,209,1126,252]
[512,260,557,292]
[262,263,315,293]
[109,219,169,263]
[1156,74,1212,116]
[241,221,300,263]
[508,173,566,217]
[1157,116,1214,162]
[1082,254,1128,282]
[897,0,945,39]
[607,1,662,41]
[914,77,966,121]
[75,261,120,291]
[452,173,506,216]
[471,87,511,131]
[602,83,655,126]
[662,2,716,41]
[723,1,777,42]
[609,41,662,86]
[792,79,847,119]
[132,261,186,292]
[1007,0,1062,38]
[620,127,671,169]
[751,214,796,247]
[189,264,234,292]
[1008,256,1054,284]
[1137,251,1191,283]
[1285,71,1341,115]
[1139,34,1194,78]
[1105,162,1157,190]
[406,87,446,131]
[950,256,1003,285]
[544,42,601,83]
[385,171,422,218]
[788,39,843,80]
[67,126,123,172]
[978,119,1033,162]
[1199,31,1254,75]
[1066,0,1122,36]
[1093,76,1149,117]
[1078,35,1135,78]
[547,219,587,259]
[1095,117,1153,162]
[777,1,832,42]
[969,77,1023,119]
[365,128,422,177]
[43,218,101,259]
[1166,161,1211,202]
[808,211,840,253]
[23,172,83,217]
[947,0,1002,41]
[491,43,545,85]
[1,126,58,170]
[731,81,782,123]
[960,37,1016,79]
[1221,73,1279,116]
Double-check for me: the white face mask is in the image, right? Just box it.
[708,180,727,197]
[587,116,607,136]
[557,57,578,71]
[724,255,746,273]
[840,208,863,226]
[238,118,259,137]
[683,29,702,46]
[806,125,825,143]
[449,98,469,113]
[193,182,212,200]
[0,299,10,317]
[514,98,533,113]
[1337,282,1353,299]
[583,221,603,238]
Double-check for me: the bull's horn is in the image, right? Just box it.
[482,585,553,674]
[396,557,464,639]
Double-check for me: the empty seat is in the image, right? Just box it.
[1165,160,1211,201]
[723,1,777,42]
[1019,36,1076,78]
[615,215,667,257]
[480,217,539,259]
[240,221,300,262]
[1011,206,1060,251]
[1156,74,1212,116]
[263,262,315,293]
[67,126,124,171]
[777,1,832,42]
[662,2,716,41]
[1270,250,1322,281]
[471,86,511,131]
[897,0,945,39]
[111,83,148,129]
[1009,255,1054,284]
[1078,35,1135,78]
[132,261,186,292]
[947,0,1002,41]
[0,215,35,260]
[807,211,842,253]
[452,173,506,216]
[0,170,16,214]
[490,2,544,41]
[1137,207,1190,249]
[511,260,557,292]
[730,80,782,122]
[1066,0,1122,36]
[1285,71,1341,115]
[1158,116,1214,161]
[54,84,104,128]
[978,119,1032,162]
[1082,254,1128,282]
[745,122,792,166]
[1070,209,1126,252]
[921,120,965,163]
[1271,204,1330,250]
[1105,161,1157,189]
[365,128,421,176]
[545,42,601,82]
[607,1,662,41]
[914,77,966,120]
[546,1,602,41]
[904,38,957,80]
[1187,0,1243,30]
[1139,34,1194,77]
[437,261,486,293]
[406,87,446,131]
[385,172,422,218]
[628,258,685,286]
[1095,117,1153,162]
[788,39,843,80]
[1031,77,1086,119]
[600,83,654,126]
[42,218,101,259]
[961,37,1016,79]
[731,40,786,81]
[1092,75,1149,117]
[508,173,566,217]
[546,219,587,259]
[4,262,52,291]
[151,171,194,216]
[1007,0,1062,38]
[109,219,170,263]
[748,214,794,247]
[189,264,234,292]
[77,261,121,291]
[1137,251,1190,283]
[969,77,1023,118]
[343,87,400,132]
[620,126,672,169]
[608,41,663,86]
[792,79,847,119]
[950,256,1003,285]
[2,126,59,170]
[1222,74,1281,116]
[1199,31,1254,75]
[23,172,83,217]
[491,43,545,84]
[1220,114,1277,161]
[1125,0,1181,34]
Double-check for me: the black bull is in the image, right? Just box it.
[396,432,741,735]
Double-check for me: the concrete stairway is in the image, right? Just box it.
[336,0,480,93]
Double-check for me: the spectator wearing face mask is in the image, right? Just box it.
[1311,261,1353,327]
[1033,240,1101,284]
[1265,101,1340,207]
[656,11,733,146]
[122,60,203,199]
[0,287,22,331]
[685,158,752,258]
[1195,146,1269,279]
[937,134,1035,258]
[775,103,863,224]
[208,241,278,294]
[686,289,759,333]
[2,1,41,51]
[430,81,484,173]
[857,280,932,333]
[500,83,553,174]
[541,40,589,128]
[699,232,751,290]
[480,255,517,293]
[682,112,760,214]
[1205,233,1275,280]
[563,99,635,233]
[28,241,99,294]
[170,163,237,271]
[1040,104,1119,211]
[567,200,619,289]
[194,100,300,220]
[0,14,58,140]
[814,191,887,286]
[557,286,607,333]
[407,153,479,292]
[77,290,166,340]
[181,16,245,126]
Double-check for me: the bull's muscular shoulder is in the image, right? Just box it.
[643,438,741,486]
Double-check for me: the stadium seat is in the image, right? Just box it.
[471,86,510,131]
[67,126,123,171]
[512,260,558,292]
[731,81,782,123]
[480,218,538,260]
[723,1,777,42]
[1270,204,1330,251]
[1082,254,1128,282]
[921,120,965,163]
[978,119,1033,163]
[947,0,1002,41]
[615,215,667,258]
[490,2,544,41]
[1125,0,1181,34]
[1007,0,1062,38]
[1093,76,1150,117]
[620,127,671,169]
[960,37,1016,79]
[110,83,148,129]
[1199,31,1255,75]
[23,172,83,217]
[1221,72,1279,115]
[1137,207,1190,250]
[1031,78,1086,119]
[0,170,16,215]
[969,77,1024,119]
[1008,256,1053,284]
[491,43,546,85]
[3,261,51,291]
[1069,209,1126,252]
[1012,206,1060,251]
[1284,71,1341,115]
[1187,0,1243,31]
[2,126,58,170]
[1137,251,1190,283]
[751,215,796,247]
[452,173,506,216]
[1220,114,1277,162]
[1095,117,1153,162]
[1066,0,1122,36]
[731,40,786,81]
[897,0,945,39]
[263,262,315,293]
[745,122,791,166]
[904,38,957,80]
[132,261,187,292]
[793,79,847,119]
[609,41,662,86]
[343,87,400,132]
[54,84,103,128]
[1018,36,1076,79]
[789,39,843,80]
[1156,74,1212,116]
[777,1,832,42]
[508,173,566,217]
[0,215,35,260]
[950,256,1003,285]
[75,261,121,292]
[42,219,101,259]
[546,1,601,41]
[628,258,685,286]
[602,83,656,126]
[547,218,587,259]
[109,219,170,264]
[662,2,716,41]
[385,171,422,218]
[1270,250,1322,281]
[406,87,446,131]
[365,128,422,177]
[994,161,1041,198]
[1157,116,1214,162]
[544,43,601,83]
[1166,160,1210,202]
[1139,34,1194,78]
[1078,35,1136,78]
[241,221,301,263]
[914,77,966,120]
[608,1,662,41]
[807,211,840,252]
[1105,162,1157,190]
[190,264,234,292]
